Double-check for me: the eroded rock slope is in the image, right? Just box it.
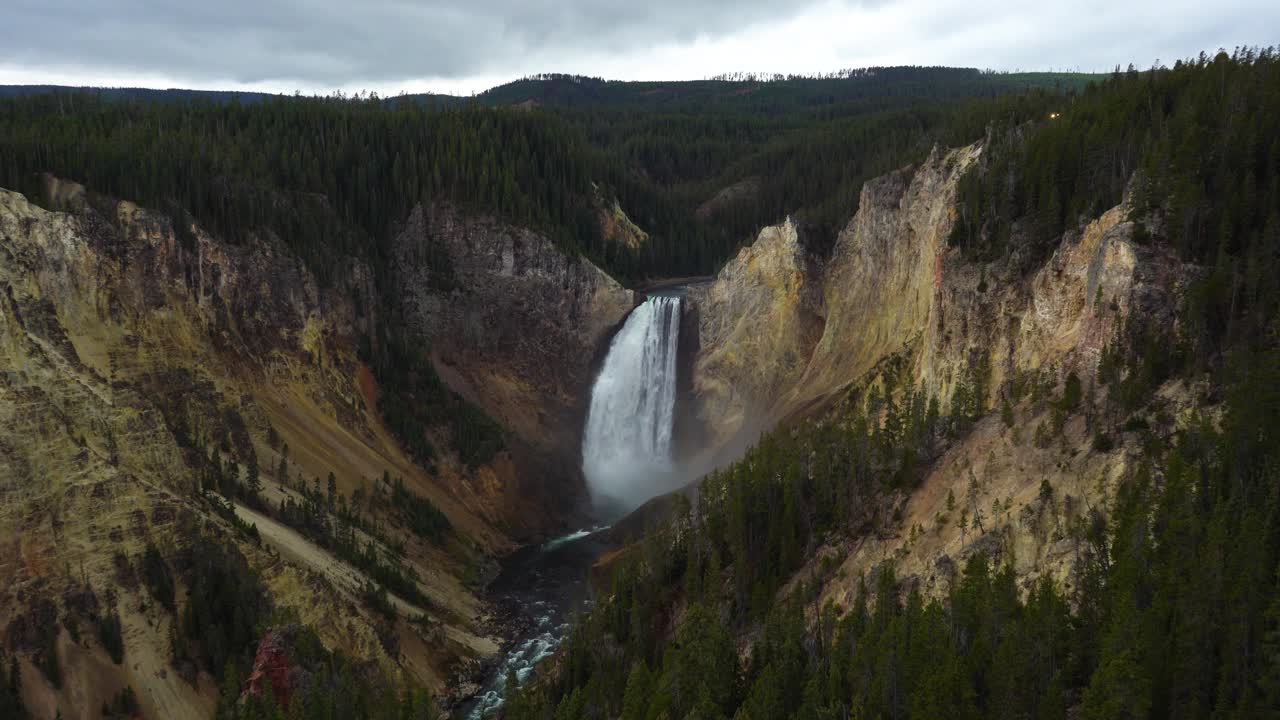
[0,180,630,718]
[686,143,1188,596]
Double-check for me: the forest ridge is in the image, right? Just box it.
[0,48,1278,720]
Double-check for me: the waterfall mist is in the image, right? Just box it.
[582,294,686,515]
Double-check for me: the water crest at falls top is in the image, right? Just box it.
[582,294,683,514]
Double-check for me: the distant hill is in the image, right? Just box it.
[0,66,1104,284]
[0,85,282,103]
[1,66,1103,112]
[438,67,1103,112]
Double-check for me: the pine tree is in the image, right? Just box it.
[619,661,651,720]
[246,461,262,497]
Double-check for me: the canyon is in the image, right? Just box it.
[0,47,1273,720]
[0,177,635,718]
[0,140,1190,718]
[680,143,1189,603]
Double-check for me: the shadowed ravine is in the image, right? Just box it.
[459,526,611,719]
[460,292,692,718]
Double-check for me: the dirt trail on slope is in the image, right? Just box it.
[232,503,499,657]
[233,504,424,616]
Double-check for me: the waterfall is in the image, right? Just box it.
[464,295,685,719]
[582,294,683,513]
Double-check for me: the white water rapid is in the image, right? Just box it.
[582,294,683,513]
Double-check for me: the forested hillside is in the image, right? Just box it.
[3,52,1277,720]
[0,67,1085,285]
[501,67,1092,260]
[470,67,1095,113]
[0,96,607,284]
[0,67,1084,472]
[503,48,1280,720]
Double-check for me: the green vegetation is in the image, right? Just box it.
[133,530,439,718]
[0,95,602,282]
[273,471,431,610]
[509,331,1280,720]
[213,623,441,720]
[0,648,28,720]
[506,49,1280,720]
[141,542,177,612]
[35,621,60,689]
[0,67,1088,472]
[97,610,125,665]
[474,68,1096,113]
[582,90,1062,261]
[951,50,1280,291]
[0,67,1085,287]
[375,337,504,469]
[170,541,272,681]
[390,474,452,541]
[101,686,140,719]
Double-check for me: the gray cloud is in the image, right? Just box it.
[0,0,828,85]
[0,0,1275,90]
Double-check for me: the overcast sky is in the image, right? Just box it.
[1,0,1276,95]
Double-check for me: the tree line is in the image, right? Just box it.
[504,49,1280,720]
[0,68,1091,472]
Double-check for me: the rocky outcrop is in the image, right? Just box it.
[686,217,824,455]
[394,204,635,520]
[684,144,1188,597]
[0,186,517,717]
[686,146,980,452]
[598,196,649,252]
[243,627,300,708]
[799,145,981,410]
[242,624,318,710]
[915,203,1145,409]
[685,143,1172,453]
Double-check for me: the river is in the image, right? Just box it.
[458,291,690,718]
[457,526,611,719]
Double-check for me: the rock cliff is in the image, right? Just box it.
[0,182,631,717]
[684,217,824,459]
[686,146,979,451]
[685,143,1188,597]
[393,204,635,525]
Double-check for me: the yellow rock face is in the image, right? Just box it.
[0,188,559,715]
[688,145,983,452]
[689,216,824,456]
[686,143,1188,599]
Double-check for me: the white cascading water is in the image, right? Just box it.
[582,294,683,512]
[465,296,685,718]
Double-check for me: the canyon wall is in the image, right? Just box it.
[686,146,980,451]
[393,204,636,528]
[685,143,1188,597]
[0,182,630,717]
[395,204,634,464]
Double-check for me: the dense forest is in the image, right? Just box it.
[502,49,1280,720]
[471,67,1096,113]
[0,67,1084,286]
[4,52,1278,719]
[0,66,1083,477]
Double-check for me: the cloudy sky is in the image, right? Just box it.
[1,0,1276,95]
